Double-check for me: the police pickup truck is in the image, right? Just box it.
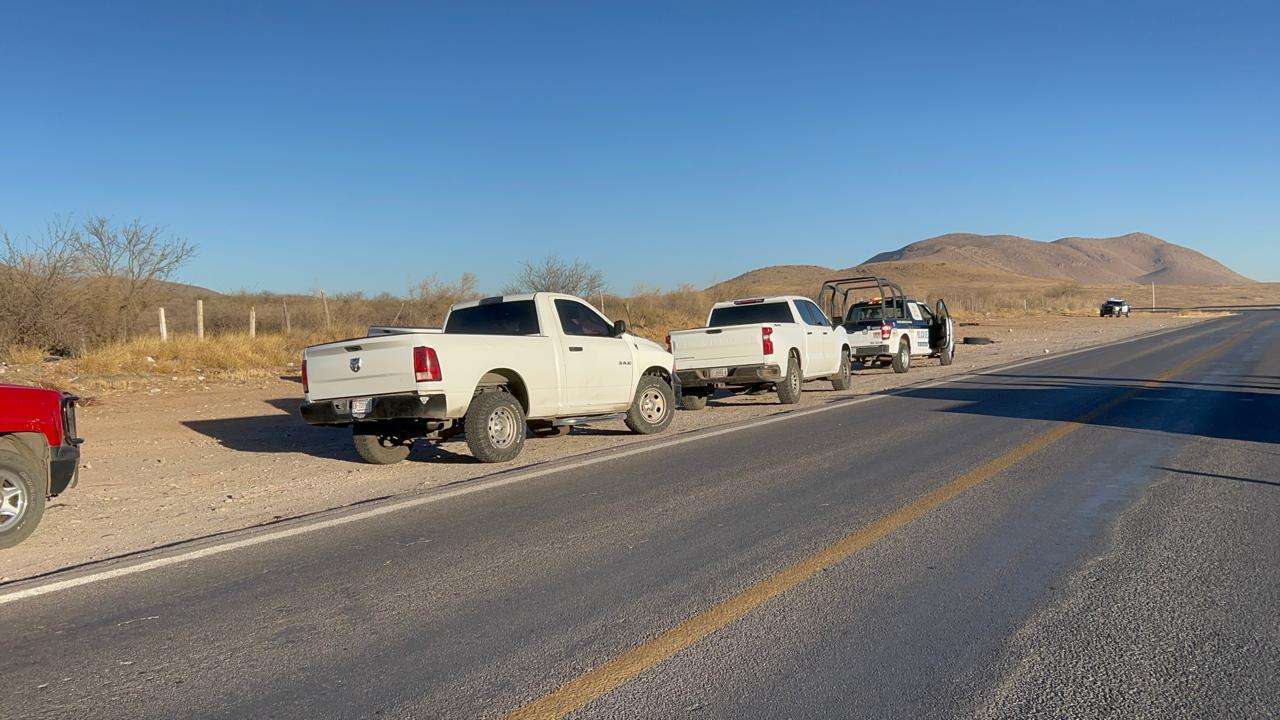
[819,276,955,373]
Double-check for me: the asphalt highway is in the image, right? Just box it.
[4,312,1278,719]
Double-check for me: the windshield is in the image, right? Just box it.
[708,302,794,327]
[445,300,540,335]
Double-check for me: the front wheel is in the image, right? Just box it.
[830,349,852,390]
[0,449,46,548]
[626,375,675,434]
[892,339,911,373]
[465,390,527,462]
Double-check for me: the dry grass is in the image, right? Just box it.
[3,344,46,364]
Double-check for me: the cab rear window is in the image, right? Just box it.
[445,300,540,335]
[708,302,794,327]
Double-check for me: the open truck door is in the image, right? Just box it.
[931,298,954,365]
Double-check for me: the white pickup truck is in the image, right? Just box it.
[300,293,676,464]
[820,276,955,373]
[668,296,852,409]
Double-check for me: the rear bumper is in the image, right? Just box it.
[852,343,891,357]
[49,443,80,497]
[300,393,448,426]
[677,363,782,388]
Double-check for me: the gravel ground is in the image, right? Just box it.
[0,314,1208,582]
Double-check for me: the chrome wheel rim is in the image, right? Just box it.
[487,406,518,448]
[900,345,910,368]
[639,387,667,423]
[0,474,27,532]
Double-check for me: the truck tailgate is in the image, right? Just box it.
[670,325,766,370]
[305,334,420,401]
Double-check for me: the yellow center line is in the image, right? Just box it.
[503,332,1248,720]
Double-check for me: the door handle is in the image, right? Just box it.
[569,346,584,352]
[807,332,813,335]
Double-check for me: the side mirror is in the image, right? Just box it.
[612,319,628,337]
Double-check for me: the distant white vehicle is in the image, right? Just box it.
[668,295,852,409]
[1100,298,1131,317]
[301,293,675,464]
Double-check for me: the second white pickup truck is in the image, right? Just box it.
[300,293,676,464]
[668,296,852,409]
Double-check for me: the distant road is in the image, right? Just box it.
[5,312,1278,719]
[1135,303,1280,312]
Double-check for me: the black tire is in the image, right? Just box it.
[465,390,527,463]
[962,336,995,345]
[352,425,413,465]
[626,374,675,434]
[938,338,955,366]
[892,339,911,374]
[681,393,708,411]
[830,348,853,390]
[776,353,802,404]
[0,448,46,549]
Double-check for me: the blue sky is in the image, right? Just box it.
[2,1,1276,293]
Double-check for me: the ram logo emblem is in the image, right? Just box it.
[350,357,362,373]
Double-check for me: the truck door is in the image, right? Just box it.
[553,298,633,413]
[796,299,838,375]
[932,299,954,352]
[906,302,930,354]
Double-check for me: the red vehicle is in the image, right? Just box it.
[0,384,81,548]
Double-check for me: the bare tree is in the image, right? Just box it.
[73,216,197,340]
[501,255,606,297]
[0,217,86,353]
[409,272,479,326]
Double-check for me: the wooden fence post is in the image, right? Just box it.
[249,306,257,338]
[196,299,205,341]
[320,290,332,331]
[158,307,168,342]
[283,300,292,333]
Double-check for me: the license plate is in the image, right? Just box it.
[707,367,728,378]
[350,397,372,417]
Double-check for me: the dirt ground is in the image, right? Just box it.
[0,314,1212,583]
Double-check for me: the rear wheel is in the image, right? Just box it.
[465,390,527,463]
[892,339,911,374]
[777,353,802,404]
[830,348,852,390]
[352,425,413,465]
[0,448,45,549]
[626,374,675,434]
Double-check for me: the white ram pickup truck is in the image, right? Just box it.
[668,296,852,409]
[300,293,676,464]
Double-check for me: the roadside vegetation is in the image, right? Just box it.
[2,213,1268,394]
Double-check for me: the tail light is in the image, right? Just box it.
[664,333,671,352]
[414,346,442,382]
[880,321,892,341]
[301,358,309,393]
[762,326,774,355]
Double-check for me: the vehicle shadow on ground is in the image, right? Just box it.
[1155,466,1280,488]
[982,372,1280,392]
[180,399,490,464]
[894,379,1280,444]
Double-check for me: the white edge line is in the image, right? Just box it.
[0,318,1222,606]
